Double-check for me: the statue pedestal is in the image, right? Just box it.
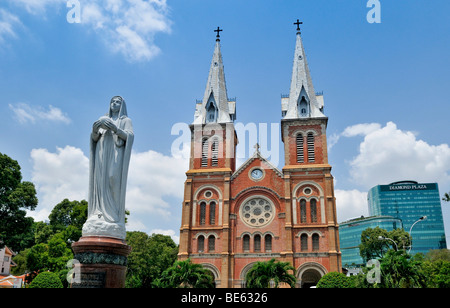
[71,236,131,288]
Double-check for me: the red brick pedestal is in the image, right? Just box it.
[71,236,131,288]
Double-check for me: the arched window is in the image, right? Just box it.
[310,199,317,223]
[300,199,307,223]
[201,138,209,167]
[208,235,215,252]
[312,234,320,251]
[198,235,205,253]
[206,101,217,123]
[254,234,261,252]
[296,133,304,163]
[211,138,219,166]
[200,202,206,225]
[209,201,216,225]
[300,234,308,251]
[264,234,272,252]
[307,132,315,162]
[243,235,250,252]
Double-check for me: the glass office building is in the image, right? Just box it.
[368,181,447,255]
[339,216,402,266]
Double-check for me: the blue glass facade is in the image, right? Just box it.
[339,216,402,266]
[368,181,447,255]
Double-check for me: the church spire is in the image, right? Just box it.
[194,27,234,124]
[283,20,325,119]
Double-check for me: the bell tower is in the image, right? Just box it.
[281,20,341,274]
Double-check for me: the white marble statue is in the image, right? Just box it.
[82,96,134,240]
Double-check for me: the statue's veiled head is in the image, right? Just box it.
[109,96,128,118]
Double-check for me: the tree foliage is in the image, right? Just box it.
[316,272,353,288]
[154,259,214,288]
[28,271,63,288]
[245,258,296,288]
[125,231,178,288]
[0,153,38,251]
[359,227,410,262]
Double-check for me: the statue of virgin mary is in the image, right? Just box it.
[82,96,134,240]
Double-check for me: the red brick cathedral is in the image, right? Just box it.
[178,23,341,288]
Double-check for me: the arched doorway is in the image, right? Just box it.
[296,262,327,288]
[201,263,220,288]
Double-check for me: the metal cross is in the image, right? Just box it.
[294,19,303,32]
[254,143,260,153]
[214,27,223,40]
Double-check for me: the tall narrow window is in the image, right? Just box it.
[300,199,307,223]
[301,234,308,251]
[201,138,209,167]
[307,132,315,162]
[206,101,217,123]
[312,234,320,251]
[310,199,317,223]
[208,235,215,252]
[264,234,272,252]
[211,138,219,166]
[296,133,304,163]
[198,235,205,253]
[209,202,216,225]
[200,202,206,225]
[243,235,250,252]
[254,234,261,252]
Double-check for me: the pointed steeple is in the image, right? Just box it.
[283,20,325,119]
[194,27,234,124]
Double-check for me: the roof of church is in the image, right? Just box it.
[283,28,326,120]
[193,35,233,124]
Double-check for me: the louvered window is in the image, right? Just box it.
[301,234,308,251]
[307,132,315,162]
[201,138,209,167]
[310,199,317,223]
[243,235,250,252]
[254,234,261,252]
[296,133,304,163]
[209,202,216,225]
[264,234,272,252]
[300,199,307,223]
[312,234,320,251]
[211,138,218,166]
[198,235,205,253]
[200,202,206,225]
[208,235,215,252]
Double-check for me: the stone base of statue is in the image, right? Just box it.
[70,236,131,288]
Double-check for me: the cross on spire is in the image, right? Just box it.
[294,19,303,33]
[254,143,260,153]
[214,26,223,41]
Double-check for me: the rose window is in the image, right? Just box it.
[240,197,275,227]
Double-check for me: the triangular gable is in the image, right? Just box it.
[231,150,283,180]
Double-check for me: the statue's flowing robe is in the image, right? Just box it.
[83,102,133,240]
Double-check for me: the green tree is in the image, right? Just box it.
[48,199,88,243]
[359,227,410,262]
[245,258,296,288]
[378,250,425,288]
[29,271,63,288]
[442,192,450,202]
[125,231,178,288]
[0,153,38,251]
[155,259,214,288]
[316,272,353,288]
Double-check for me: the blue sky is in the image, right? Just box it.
[1,0,449,244]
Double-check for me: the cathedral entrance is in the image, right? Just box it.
[300,269,322,288]
[296,262,327,288]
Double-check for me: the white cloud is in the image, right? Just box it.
[0,9,22,43]
[29,146,89,221]
[9,103,71,124]
[335,189,368,223]
[81,0,172,62]
[348,122,450,189]
[149,228,179,244]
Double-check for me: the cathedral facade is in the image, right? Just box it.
[178,23,341,288]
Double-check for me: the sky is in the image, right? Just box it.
[1,0,449,245]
